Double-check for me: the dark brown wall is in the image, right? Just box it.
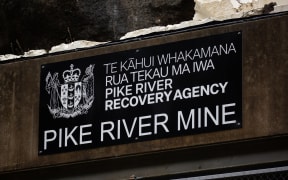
[0,14,288,174]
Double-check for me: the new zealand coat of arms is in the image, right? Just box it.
[45,64,95,119]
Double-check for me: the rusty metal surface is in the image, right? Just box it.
[0,14,288,173]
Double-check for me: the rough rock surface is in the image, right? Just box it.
[0,0,287,61]
[0,0,195,55]
[193,0,286,21]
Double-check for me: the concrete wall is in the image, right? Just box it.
[0,13,288,178]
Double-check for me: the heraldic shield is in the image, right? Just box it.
[45,64,95,119]
[60,82,82,110]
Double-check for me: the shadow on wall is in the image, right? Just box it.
[0,0,195,55]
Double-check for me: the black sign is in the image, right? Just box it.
[39,31,242,155]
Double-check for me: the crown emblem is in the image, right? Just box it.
[62,64,81,83]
